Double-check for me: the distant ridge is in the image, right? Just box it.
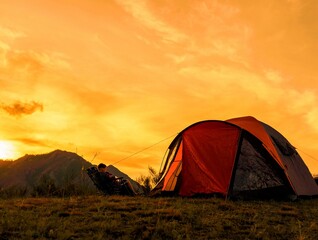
[0,149,142,194]
[0,150,94,189]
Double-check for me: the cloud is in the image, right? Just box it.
[1,101,44,117]
[0,40,10,67]
[12,138,49,147]
[115,0,187,44]
[0,26,70,87]
[0,26,25,68]
[5,50,70,73]
[0,26,26,39]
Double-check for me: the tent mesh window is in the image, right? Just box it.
[232,133,286,193]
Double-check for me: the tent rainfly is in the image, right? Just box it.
[151,116,318,199]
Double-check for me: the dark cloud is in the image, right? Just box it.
[1,101,44,116]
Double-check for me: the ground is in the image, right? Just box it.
[1,195,318,239]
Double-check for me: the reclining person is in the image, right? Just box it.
[97,163,137,196]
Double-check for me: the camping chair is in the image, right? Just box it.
[86,166,136,196]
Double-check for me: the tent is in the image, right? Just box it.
[151,116,318,199]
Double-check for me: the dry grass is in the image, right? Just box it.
[0,196,318,239]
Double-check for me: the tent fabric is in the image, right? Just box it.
[179,122,240,196]
[151,116,318,198]
[261,122,318,196]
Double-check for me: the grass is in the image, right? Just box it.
[0,196,318,239]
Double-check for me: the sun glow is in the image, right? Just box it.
[0,141,16,159]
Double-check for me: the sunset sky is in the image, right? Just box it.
[1,0,318,178]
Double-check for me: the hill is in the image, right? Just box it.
[0,150,92,186]
[0,150,142,196]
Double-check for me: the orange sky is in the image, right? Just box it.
[1,0,318,178]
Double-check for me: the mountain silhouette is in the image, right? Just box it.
[0,150,92,187]
[0,149,142,195]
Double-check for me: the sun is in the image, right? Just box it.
[0,141,16,159]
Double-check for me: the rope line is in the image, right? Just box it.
[297,148,318,163]
[110,133,178,166]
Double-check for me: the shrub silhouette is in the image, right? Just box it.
[32,174,57,197]
[136,166,160,194]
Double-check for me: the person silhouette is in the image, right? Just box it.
[97,163,137,195]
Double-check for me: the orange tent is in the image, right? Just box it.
[151,116,318,199]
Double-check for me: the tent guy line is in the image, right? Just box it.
[296,148,318,165]
[110,133,179,166]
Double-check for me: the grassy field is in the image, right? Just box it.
[1,195,318,240]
